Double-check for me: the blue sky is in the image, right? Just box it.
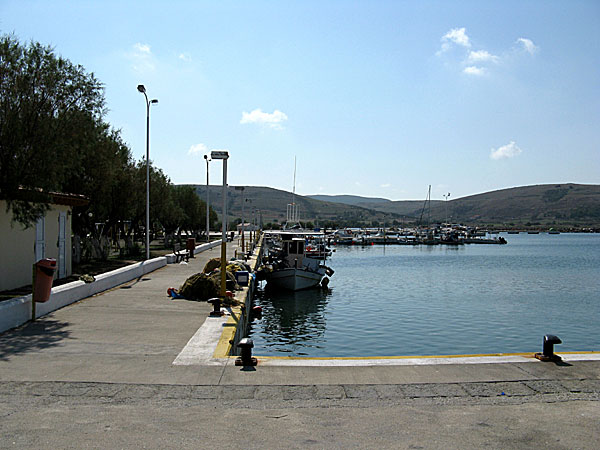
[2,0,599,200]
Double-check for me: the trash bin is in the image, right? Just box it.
[33,258,56,303]
[186,238,196,258]
[235,271,249,287]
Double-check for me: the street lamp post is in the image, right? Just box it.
[204,155,211,243]
[137,85,158,260]
[246,198,253,247]
[211,150,229,300]
[443,192,451,225]
[235,186,245,255]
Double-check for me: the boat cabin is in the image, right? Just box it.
[281,236,306,268]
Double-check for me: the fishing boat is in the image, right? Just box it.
[258,158,334,290]
[439,230,464,245]
[260,231,333,291]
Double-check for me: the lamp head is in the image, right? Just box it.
[211,150,229,160]
[151,99,158,104]
[137,84,146,93]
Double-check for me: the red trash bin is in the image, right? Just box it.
[33,258,56,303]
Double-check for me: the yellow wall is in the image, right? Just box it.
[0,200,72,291]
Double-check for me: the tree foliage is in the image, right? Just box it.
[0,34,217,258]
[0,34,105,226]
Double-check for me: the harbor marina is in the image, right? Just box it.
[247,232,599,358]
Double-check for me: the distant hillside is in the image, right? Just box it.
[308,194,391,206]
[185,183,600,228]
[308,184,600,226]
[189,185,398,227]
[438,183,600,226]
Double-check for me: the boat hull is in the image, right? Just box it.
[265,267,324,291]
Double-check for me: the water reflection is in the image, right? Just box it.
[248,285,331,356]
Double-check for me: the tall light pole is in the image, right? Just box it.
[235,186,245,254]
[204,154,211,243]
[443,192,451,225]
[246,198,254,243]
[211,150,229,299]
[137,84,158,260]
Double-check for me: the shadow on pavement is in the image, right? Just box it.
[0,319,72,361]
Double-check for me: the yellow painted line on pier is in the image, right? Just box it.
[219,350,599,361]
[237,352,536,360]
[214,234,264,359]
[213,305,242,359]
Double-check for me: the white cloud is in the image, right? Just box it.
[441,27,471,50]
[133,43,151,54]
[516,38,538,55]
[240,108,288,129]
[490,141,523,160]
[178,53,192,62]
[380,183,391,188]
[463,66,486,76]
[130,42,155,73]
[468,50,499,63]
[188,143,209,155]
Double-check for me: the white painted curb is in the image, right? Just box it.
[0,240,221,333]
[0,240,223,334]
[165,240,221,264]
[0,257,167,334]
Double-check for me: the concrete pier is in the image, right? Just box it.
[0,234,598,448]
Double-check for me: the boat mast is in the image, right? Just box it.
[417,184,432,229]
[292,156,296,208]
[286,156,299,226]
[427,184,431,229]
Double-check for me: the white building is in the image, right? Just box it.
[0,192,87,291]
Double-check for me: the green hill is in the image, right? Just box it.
[437,183,600,227]
[190,185,397,227]
[185,183,600,229]
[308,194,391,206]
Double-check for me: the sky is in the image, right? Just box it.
[2,0,599,200]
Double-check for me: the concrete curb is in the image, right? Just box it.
[0,257,166,333]
[165,240,221,264]
[0,240,223,334]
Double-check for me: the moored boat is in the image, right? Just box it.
[259,231,333,291]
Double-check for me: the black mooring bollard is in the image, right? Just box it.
[543,334,562,357]
[208,297,223,317]
[235,337,257,366]
[535,334,562,361]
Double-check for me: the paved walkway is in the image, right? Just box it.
[0,237,598,449]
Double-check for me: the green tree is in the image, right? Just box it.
[172,185,202,237]
[66,127,139,259]
[0,34,105,227]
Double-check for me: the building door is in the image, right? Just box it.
[35,217,45,262]
[58,212,67,278]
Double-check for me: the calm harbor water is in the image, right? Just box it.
[248,233,600,357]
